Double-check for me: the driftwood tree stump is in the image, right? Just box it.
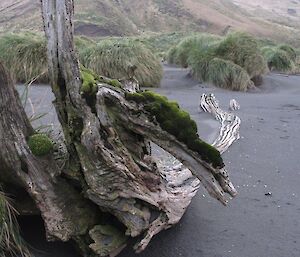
[200,94,241,154]
[0,1,237,256]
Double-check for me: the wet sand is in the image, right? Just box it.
[17,65,300,257]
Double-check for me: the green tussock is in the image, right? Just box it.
[207,58,252,91]
[135,32,191,59]
[126,91,223,168]
[167,34,221,67]
[187,47,216,82]
[79,39,163,87]
[0,32,95,83]
[168,32,267,90]
[28,133,53,156]
[0,190,30,257]
[215,32,268,78]
[262,44,297,72]
[278,45,297,62]
[75,36,96,50]
[268,50,294,72]
[166,46,178,65]
[0,33,48,83]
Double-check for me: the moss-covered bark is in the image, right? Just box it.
[126,91,224,168]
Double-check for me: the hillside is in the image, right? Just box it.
[0,0,299,44]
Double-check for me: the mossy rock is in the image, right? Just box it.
[28,134,53,156]
[126,91,223,168]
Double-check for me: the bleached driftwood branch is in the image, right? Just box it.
[200,93,241,154]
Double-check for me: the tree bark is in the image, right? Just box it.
[0,1,237,256]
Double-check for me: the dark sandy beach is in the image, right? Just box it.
[17,65,300,257]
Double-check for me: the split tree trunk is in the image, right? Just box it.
[0,0,237,256]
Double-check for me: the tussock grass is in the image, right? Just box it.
[207,58,252,91]
[168,32,268,91]
[262,44,297,72]
[187,48,216,82]
[268,50,294,72]
[0,32,164,86]
[215,32,268,78]
[278,44,297,62]
[167,34,221,67]
[0,33,48,83]
[135,32,191,59]
[189,53,252,91]
[79,39,163,87]
[75,36,96,50]
[0,190,30,257]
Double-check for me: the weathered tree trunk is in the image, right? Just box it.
[0,1,237,256]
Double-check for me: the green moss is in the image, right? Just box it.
[108,79,122,88]
[80,67,98,95]
[28,134,53,156]
[126,91,223,168]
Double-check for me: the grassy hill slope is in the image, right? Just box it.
[0,0,299,44]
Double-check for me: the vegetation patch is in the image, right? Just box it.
[207,58,252,91]
[167,34,221,67]
[262,44,297,72]
[0,190,30,256]
[80,66,99,95]
[0,33,97,83]
[28,133,53,156]
[135,32,191,59]
[215,32,268,79]
[126,91,224,168]
[278,44,297,62]
[79,39,163,87]
[0,33,48,83]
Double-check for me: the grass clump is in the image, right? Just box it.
[187,47,216,82]
[215,32,268,78]
[0,190,30,257]
[79,39,163,87]
[262,44,297,72]
[168,32,267,91]
[261,45,298,73]
[167,34,221,67]
[268,50,293,72]
[27,133,53,156]
[0,33,95,83]
[0,33,48,83]
[126,91,223,168]
[207,58,252,91]
[136,32,191,59]
[278,44,297,62]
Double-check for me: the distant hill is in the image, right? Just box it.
[0,0,299,44]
